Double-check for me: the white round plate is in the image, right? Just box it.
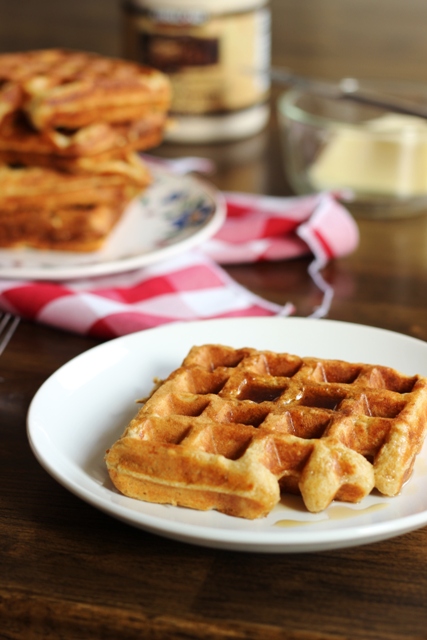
[0,168,226,281]
[27,317,427,553]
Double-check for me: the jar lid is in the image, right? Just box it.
[126,0,269,16]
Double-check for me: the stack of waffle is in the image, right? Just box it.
[0,49,171,251]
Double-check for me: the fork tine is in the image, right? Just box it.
[0,313,20,357]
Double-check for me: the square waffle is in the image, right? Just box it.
[0,154,151,251]
[0,111,168,165]
[106,344,427,519]
[0,49,171,130]
[0,49,170,163]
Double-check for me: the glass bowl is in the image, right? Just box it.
[277,82,427,218]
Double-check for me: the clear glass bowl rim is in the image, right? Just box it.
[277,85,427,139]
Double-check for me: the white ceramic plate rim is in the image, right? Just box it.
[27,317,427,553]
[0,169,226,281]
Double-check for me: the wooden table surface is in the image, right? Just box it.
[2,2,427,639]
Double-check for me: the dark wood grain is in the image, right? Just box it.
[2,2,427,639]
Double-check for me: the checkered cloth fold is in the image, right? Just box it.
[0,162,358,339]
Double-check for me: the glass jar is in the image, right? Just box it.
[122,0,271,143]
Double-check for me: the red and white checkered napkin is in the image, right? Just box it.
[0,190,358,340]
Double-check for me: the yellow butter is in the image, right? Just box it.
[310,114,427,197]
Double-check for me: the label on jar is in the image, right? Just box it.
[123,4,271,116]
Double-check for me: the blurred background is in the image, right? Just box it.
[2,0,427,206]
[1,0,427,83]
